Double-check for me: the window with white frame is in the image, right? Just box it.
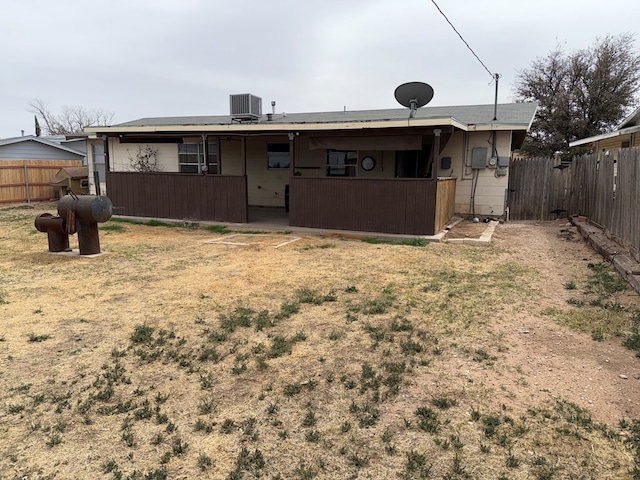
[267,143,290,169]
[178,143,218,173]
[326,150,357,176]
[92,143,106,183]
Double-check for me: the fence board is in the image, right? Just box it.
[435,178,456,232]
[0,160,83,203]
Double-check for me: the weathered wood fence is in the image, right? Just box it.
[0,160,83,203]
[507,157,572,221]
[508,148,640,259]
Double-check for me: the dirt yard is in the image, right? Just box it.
[1,203,639,479]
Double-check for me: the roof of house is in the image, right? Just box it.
[0,135,86,156]
[569,105,640,147]
[86,102,538,134]
[619,105,640,128]
[55,167,89,179]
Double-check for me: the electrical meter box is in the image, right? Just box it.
[497,156,510,168]
[495,156,510,177]
[471,147,488,169]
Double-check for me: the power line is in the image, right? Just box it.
[429,0,494,79]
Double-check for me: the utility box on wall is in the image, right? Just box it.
[496,156,509,177]
[471,147,488,169]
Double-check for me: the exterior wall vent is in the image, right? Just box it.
[230,94,262,121]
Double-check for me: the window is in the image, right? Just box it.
[92,143,106,183]
[267,143,290,169]
[179,143,218,174]
[326,150,357,177]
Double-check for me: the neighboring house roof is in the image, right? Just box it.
[0,135,86,157]
[570,105,640,147]
[86,103,538,134]
[619,105,640,128]
[54,167,89,179]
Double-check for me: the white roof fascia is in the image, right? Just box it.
[569,124,640,147]
[85,117,527,135]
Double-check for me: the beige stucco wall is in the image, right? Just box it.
[108,138,179,173]
[439,130,511,216]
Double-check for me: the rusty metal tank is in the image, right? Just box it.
[35,194,113,255]
[34,213,70,252]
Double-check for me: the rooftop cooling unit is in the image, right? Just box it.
[230,94,262,121]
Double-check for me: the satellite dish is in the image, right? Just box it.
[394,82,434,118]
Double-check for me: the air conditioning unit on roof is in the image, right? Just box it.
[230,94,262,121]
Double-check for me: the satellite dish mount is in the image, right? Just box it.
[394,82,434,118]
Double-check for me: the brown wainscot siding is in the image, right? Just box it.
[106,172,248,223]
[289,177,437,235]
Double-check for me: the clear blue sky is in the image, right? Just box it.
[1,0,639,137]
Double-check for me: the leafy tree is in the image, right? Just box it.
[514,33,640,157]
[34,115,41,137]
[29,98,114,135]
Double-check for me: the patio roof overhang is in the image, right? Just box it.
[85,117,527,136]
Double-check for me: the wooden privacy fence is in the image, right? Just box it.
[0,160,83,203]
[507,157,573,220]
[570,149,640,259]
[508,148,640,259]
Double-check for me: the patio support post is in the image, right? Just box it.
[103,136,110,173]
[432,129,441,178]
[201,134,207,174]
[288,132,296,173]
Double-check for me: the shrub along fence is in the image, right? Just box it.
[507,147,640,260]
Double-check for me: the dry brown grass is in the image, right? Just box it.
[0,203,639,479]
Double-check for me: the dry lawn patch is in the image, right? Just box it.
[0,204,639,479]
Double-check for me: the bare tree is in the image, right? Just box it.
[29,99,115,135]
[514,34,640,157]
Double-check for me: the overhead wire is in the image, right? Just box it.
[430,0,504,217]
[429,0,494,80]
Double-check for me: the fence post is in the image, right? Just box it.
[24,163,31,204]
